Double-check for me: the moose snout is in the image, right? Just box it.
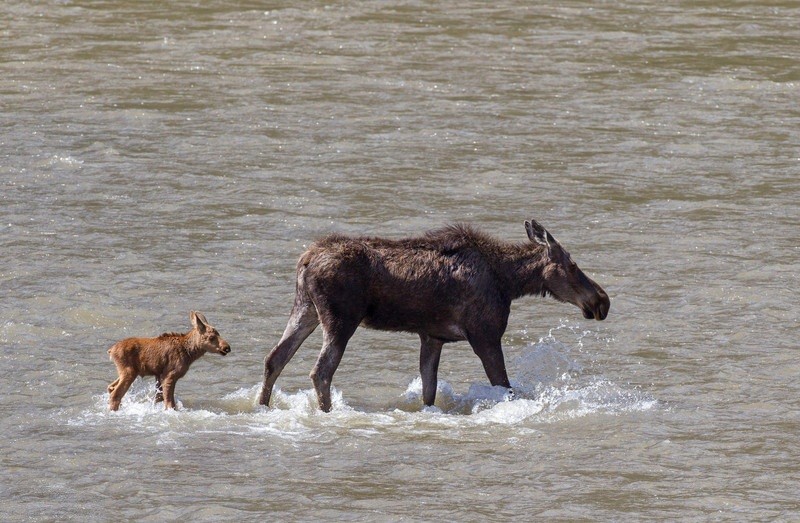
[595,304,609,321]
[582,290,610,321]
[583,303,609,321]
[594,292,611,321]
[219,343,232,355]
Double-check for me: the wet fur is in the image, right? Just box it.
[107,312,231,411]
[258,221,609,412]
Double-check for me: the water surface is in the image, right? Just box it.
[2,1,799,520]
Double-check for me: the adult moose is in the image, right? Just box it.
[258,220,610,412]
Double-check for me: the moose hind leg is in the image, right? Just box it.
[419,334,444,407]
[258,303,319,406]
[109,372,136,411]
[310,322,358,413]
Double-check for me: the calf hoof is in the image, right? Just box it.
[154,392,164,403]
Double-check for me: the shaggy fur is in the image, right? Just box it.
[258,220,609,412]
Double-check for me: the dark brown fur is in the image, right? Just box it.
[107,311,231,411]
[258,220,609,412]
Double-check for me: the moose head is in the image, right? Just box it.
[525,220,610,321]
[191,311,232,355]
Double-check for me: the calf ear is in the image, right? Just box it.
[525,220,552,248]
[190,311,209,333]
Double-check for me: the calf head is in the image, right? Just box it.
[190,311,232,355]
[525,220,610,321]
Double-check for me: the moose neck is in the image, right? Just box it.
[180,331,207,362]
[497,244,549,301]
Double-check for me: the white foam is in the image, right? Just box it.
[71,326,655,441]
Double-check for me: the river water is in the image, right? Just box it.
[2,1,799,521]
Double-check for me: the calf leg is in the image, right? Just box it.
[154,377,164,403]
[107,377,120,394]
[161,374,178,410]
[258,301,319,406]
[419,334,444,407]
[310,321,358,412]
[109,371,136,411]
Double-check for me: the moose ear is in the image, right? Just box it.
[190,311,209,333]
[525,220,552,248]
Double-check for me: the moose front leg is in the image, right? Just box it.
[468,334,512,392]
[161,374,178,410]
[419,334,444,407]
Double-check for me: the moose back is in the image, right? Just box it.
[258,220,610,412]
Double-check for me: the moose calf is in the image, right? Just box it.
[107,311,231,411]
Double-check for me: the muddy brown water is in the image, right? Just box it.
[2,1,799,520]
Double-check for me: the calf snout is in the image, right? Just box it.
[218,342,232,355]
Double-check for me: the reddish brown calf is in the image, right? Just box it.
[107,311,231,411]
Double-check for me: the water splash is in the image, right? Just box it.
[70,325,655,442]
